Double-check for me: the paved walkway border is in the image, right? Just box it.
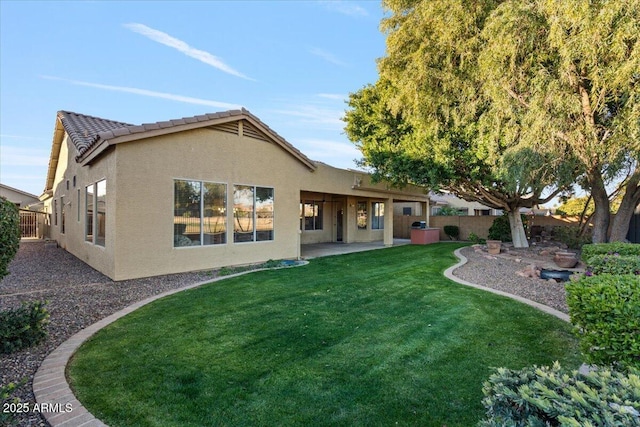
[34,247,569,426]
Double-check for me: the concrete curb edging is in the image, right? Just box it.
[444,247,570,322]
[33,263,308,427]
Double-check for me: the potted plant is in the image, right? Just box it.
[486,240,502,255]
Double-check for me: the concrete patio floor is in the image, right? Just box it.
[301,239,411,259]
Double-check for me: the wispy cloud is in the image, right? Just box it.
[40,76,243,109]
[0,134,44,140]
[317,93,347,101]
[0,146,49,167]
[318,1,368,17]
[271,104,344,131]
[309,47,349,67]
[123,23,255,81]
[297,138,361,162]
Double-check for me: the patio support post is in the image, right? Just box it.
[384,197,393,246]
[425,199,430,227]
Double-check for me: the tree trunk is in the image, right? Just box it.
[590,178,611,243]
[609,172,640,242]
[507,211,529,248]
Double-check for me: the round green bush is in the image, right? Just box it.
[488,215,512,242]
[443,225,460,240]
[0,197,20,280]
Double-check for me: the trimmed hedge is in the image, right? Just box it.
[0,196,21,280]
[586,254,640,275]
[480,362,640,427]
[566,275,640,369]
[581,242,640,260]
[0,301,49,354]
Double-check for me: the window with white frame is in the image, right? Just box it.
[85,179,106,246]
[233,185,274,243]
[357,201,367,229]
[302,200,323,230]
[372,202,384,229]
[174,180,227,247]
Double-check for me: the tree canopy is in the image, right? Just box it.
[345,0,640,244]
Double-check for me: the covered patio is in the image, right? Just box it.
[301,239,411,259]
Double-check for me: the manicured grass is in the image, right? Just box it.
[68,244,581,427]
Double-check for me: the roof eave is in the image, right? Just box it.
[43,116,66,193]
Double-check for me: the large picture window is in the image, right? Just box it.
[234,185,274,243]
[174,180,227,247]
[372,202,384,230]
[303,201,323,230]
[357,201,367,230]
[85,179,106,246]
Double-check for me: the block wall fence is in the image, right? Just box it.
[393,214,582,241]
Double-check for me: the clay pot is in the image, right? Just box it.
[486,240,502,255]
[554,251,578,268]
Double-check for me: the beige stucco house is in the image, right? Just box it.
[42,109,429,280]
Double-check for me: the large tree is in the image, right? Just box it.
[345,1,575,247]
[347,0,640,244]
[477,0,640,242]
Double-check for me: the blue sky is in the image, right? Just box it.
[0,1,386,196]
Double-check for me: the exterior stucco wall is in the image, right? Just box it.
[42,118,430,281]
[110,127,310,280]
[45,135,117,278]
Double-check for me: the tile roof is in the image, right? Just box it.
[57,110,132,155]
[56,109,316,170]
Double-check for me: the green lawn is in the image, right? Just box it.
[68,244,581,427]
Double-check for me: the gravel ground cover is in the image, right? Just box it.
[452,245,572,314]
[1,241,573,426]
[1,242,218,427]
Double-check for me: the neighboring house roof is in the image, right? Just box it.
[44,109,317,193]
[0,183,40,201]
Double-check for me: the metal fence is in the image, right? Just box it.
[19,210,48,239]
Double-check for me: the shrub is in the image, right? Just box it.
[443,225,460,240]
[581,242,640,260]
[0,301,49,354]
[566,275,640,369]
[585,254,640,276]
[437,206,464,216]
[0,196,21,280]
[480,362,640,427]
[552,226,592,249]
[468,232,486,244]
[488,214,512,242]
[1,379,26,426]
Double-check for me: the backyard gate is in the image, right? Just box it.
[19,209,48,239]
